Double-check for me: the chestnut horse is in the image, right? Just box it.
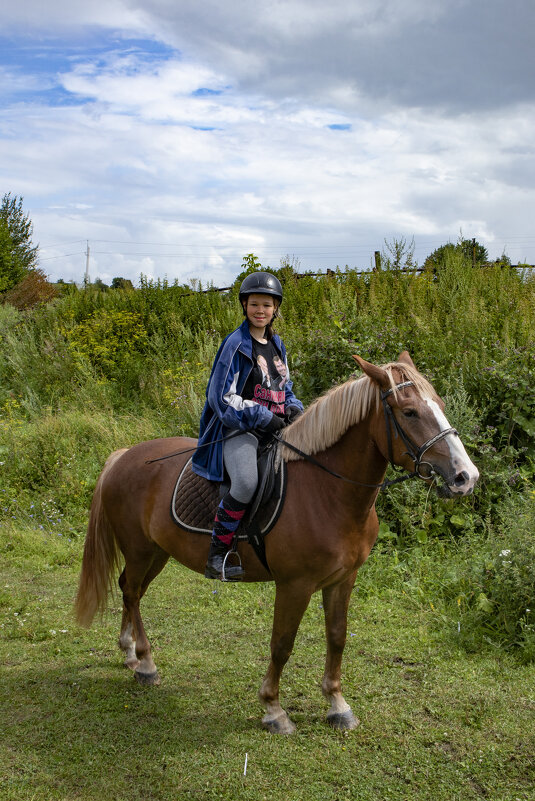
[75,353,478,733]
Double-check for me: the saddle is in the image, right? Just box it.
[171,441,286,571]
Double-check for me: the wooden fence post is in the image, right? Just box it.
[374,251,381,271]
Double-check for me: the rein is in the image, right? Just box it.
[276,381,458,491]
[274,434,416,490]
[146,381,459,491]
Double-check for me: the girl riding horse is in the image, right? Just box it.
[192,271,304,580]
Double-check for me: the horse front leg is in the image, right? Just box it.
[259,582,313,734]
[321,574,359,731]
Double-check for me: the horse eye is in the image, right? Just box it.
[403,409,418,419]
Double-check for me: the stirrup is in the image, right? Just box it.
[221,549,244,582]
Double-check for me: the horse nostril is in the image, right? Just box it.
[454,470,470,486]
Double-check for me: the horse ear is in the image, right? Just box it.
[397,351,416,369]
[352,355,391,390]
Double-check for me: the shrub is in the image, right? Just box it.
[63,308,148,375]
[438,491,535,662]
[2,269,58,310]
[0,408,167,532]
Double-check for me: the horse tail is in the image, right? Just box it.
[75,448,129,628]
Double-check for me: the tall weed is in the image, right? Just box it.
[433,492,535,662]
[1,256,534,658]
[0,408,167,532]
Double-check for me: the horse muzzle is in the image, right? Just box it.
[434,465,480,497]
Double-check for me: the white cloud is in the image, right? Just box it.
[60,57,227,116]
[0,0,149,33]
[3,1,534,112]
[1,2,535,285]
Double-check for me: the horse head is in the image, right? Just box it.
[353,352,479,497]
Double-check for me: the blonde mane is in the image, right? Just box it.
[281,361,438,461]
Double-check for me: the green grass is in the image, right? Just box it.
[1,522,534,801]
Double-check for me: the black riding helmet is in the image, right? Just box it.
[238,272,283,305]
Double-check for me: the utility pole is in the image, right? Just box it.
[84,241,90,285]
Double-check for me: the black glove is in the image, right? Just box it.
[284,405,303,425]
[264,413,286,435]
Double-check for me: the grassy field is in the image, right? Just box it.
[1,521,533,801]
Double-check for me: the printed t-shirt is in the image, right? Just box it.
[242,339,287,416]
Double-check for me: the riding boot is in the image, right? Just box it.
[204,536,244,581]
[204,493,247,580]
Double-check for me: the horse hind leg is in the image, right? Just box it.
[321,577,359,731]
[118,570,139,670]
[119,550,169,685]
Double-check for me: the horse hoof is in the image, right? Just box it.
[124,656,140,671]
[261,715,296,735]
[134,669,161,686]
[327,710,359,731]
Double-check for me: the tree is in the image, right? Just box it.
[240,253,263,273]
[0,193,39,277]
[0,217,27,292]
[459,237,488,265]
[381,237,416,270]
[424,236,488,272]
[234,253,264,290]
[111,276,134,290]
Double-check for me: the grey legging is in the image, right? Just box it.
[223,431,259,504]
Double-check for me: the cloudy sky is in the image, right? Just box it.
[1,1,534,286]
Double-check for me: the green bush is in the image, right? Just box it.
[0,408,168,533]
[63,308,148,374]
[438,491,535,662]
[1,253,534,659]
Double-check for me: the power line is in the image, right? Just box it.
[36,234,535,265]
[39,240,87,250]
[37,234,535,250]
[40,252,85,261]
[57,237,535,248]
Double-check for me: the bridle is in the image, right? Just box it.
[381,381,458,482]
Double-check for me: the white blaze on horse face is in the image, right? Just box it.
[424,398,479,493]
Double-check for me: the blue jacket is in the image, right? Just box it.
[191,319,303,481]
